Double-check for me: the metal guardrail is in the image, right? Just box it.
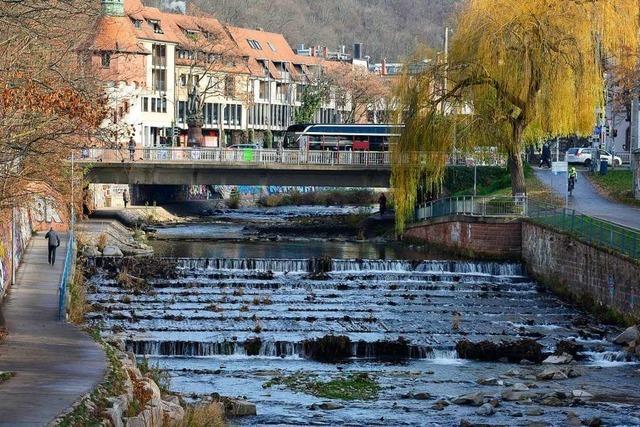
[76,147,508,168]
[78,148,392,167]
[58,225,76,321]
[527,203,640,259]
[414,196,528,222]
[414,196,640,259]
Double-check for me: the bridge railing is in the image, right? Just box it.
[414,195,528,222]
[77,147,392,166]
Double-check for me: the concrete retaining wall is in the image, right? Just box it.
[404,215,522,259]
[522,221,640,323]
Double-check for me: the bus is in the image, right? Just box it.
[283,124,403,151]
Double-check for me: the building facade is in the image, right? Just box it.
[91,0,356,149]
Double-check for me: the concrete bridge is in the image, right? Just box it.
[78,148,392,187]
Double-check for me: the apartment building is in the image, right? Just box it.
[92,0,351,148]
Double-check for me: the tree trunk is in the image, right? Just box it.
[508,121,527,195]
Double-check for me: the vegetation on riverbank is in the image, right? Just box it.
[258,189,377,207]
[587,170,640,207]
[263,372,380,401]
[177,404,226,427]
[68,265,88,324]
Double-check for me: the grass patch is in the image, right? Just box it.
[68,265,88,324]
[258,189,376,207]
[172,402,226,427]
[0,371,15,384]
[487,164,563,206]
[263,372,380,401]
[588,170,640,207]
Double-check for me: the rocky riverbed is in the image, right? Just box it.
[82,207,640,426]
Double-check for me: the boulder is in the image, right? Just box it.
[554,340,585,360]
[501,388,538,402]
[160,399,184,425]
[318,402,344,410]
[526,408,544,416]
[452,392,485,406]
[540,395,564,406]
[105,395,129,427]
[542,353,573,364]
[221,397,257,416]
[566,411,583,426]
[455,339,543,363]
[475,403,495,416]
[413,392,431,400]
[103,245,124,257]
[511,383,529,391]
[82,245,101,257]
[571,390,593,400]
[477,377,503,386]
[613,326,639,346]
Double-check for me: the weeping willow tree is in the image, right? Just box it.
[392,0,640,232]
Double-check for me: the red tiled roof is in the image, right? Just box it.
[89,16,149,54]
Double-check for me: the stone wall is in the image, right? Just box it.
[404,215,522,259]
[522,221,640,323]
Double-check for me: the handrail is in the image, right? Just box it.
[57,224,76,321]
[75,147,507,168]
[414,195,528,222]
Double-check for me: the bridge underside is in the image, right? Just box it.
[85,163,391,188]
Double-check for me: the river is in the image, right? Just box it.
[85,208,640,426]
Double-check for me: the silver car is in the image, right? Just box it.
[566,147,622,167]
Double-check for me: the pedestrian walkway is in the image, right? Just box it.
[0,234,106,426]
[535,169,640,230]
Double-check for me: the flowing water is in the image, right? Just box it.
[86,220,640,426]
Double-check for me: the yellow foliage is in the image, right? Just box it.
[393,0,640,232]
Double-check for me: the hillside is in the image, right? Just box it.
[147,0,460,62]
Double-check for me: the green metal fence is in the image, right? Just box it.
[527,203,640,259]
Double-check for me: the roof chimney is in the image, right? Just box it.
[382,58,387,76]
[353,43,363,60]
[322,46,329,58]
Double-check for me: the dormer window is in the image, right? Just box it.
[247,39,262,50]
[267,42,276,52]
[148,19,163,34]
[131,19,142,29]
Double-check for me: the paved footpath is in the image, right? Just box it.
[0,234,106,426]
[535,168,640,230]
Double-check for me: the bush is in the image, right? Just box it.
[226,188,240,209]
[97,233,108,252]
[263,130,273,149]
[68,266,88,324]
[138,357,171,393]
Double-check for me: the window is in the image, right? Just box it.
[148,19,163,34]
[247,39,262,50]
[131,19,142,29]
[267,41,276,52]
[152,69,166,91]
[142,97,149,112]
[101,52,111,68]
[178,101,187,123]
[179,74,187,87]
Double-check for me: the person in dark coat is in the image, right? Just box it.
[378,193,387,216]
[45,227,60,266]
[540,143,552,168]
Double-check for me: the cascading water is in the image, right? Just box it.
[87,254,640,426]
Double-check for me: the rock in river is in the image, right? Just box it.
[542,353,573,364]
[452,392,486,406]
[613,325,639,346]
[476,403,495,416]
[455,339,543,363]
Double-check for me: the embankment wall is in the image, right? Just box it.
[522,221,640,323]
[404,216,522,259]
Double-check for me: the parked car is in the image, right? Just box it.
[565,147,622,167]
[228,143,260,150]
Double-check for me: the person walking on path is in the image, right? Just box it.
[379,193,387,216]
[123,189,130,208]
[44,227,60,266]
[540,143,552,168]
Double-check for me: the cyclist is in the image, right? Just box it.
[568,166,578,195]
